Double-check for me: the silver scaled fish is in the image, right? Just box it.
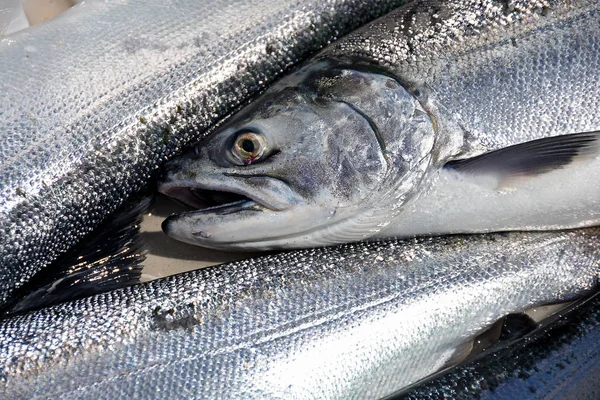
[160,0,600,250]
[1,228,598,398]
[0,0,404,307]
[398,292,600,399]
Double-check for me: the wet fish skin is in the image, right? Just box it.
[1,229,598,399]
[160,0,600,250]
[160,61,437,248]
[0,0,406,307]
[397,292,600,400]
[324,0,600,147]
[325,0,600,238]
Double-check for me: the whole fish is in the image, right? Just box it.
[159,0,600,250]
[1,228,598,398]
[0,0,405,307]
[397,292,600,400]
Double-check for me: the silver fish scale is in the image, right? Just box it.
[0,0,405,306]
[0,229,598,398]
[322,0,600,155]
[399,293,600,399]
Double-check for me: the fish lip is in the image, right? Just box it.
[161,200,265,239]
[163,199,262,223]
[157,178,292,213]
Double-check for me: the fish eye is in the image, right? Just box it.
[232,131,267,164]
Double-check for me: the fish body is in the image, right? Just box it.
[0,229,598,398]
[160,0,600,250]
[0,0,405,306]
[397,292,600,400]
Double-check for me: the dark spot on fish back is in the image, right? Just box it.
[498,313,537,342]
[498,0,513,16]
[385,79,399,89]
[529,386,537,394]
[161,126,172,145]
[151,303,200,332]
[518,370,531,380]
[541,6,551,17]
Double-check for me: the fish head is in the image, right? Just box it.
[159,61,436,250]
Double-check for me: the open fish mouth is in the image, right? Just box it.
[159,185,267,214]
[158,165,300,214]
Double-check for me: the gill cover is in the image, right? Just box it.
[160,61,436,250]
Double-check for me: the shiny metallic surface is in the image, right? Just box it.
[1,229,598,398]
[0,0,405,307]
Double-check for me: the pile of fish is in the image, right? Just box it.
[0,0,405,308]
[1,0,600,398]
[160,0,600,250]
[1,229,598,398]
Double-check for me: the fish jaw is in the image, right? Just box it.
[159,165,329,250]
[158,173,299,213]
[158,149,369,250]
[161,203,349,250]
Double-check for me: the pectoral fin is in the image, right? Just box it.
[444,131,600,188]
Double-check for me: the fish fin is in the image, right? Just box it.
[5,198,151,315]
[444,131,600,188]
[470,318,505,356]
[442,340,474,369]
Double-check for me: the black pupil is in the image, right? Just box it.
[241,139,255,153]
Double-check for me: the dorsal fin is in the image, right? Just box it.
[445,131,600,188]
[4,198,150,315]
